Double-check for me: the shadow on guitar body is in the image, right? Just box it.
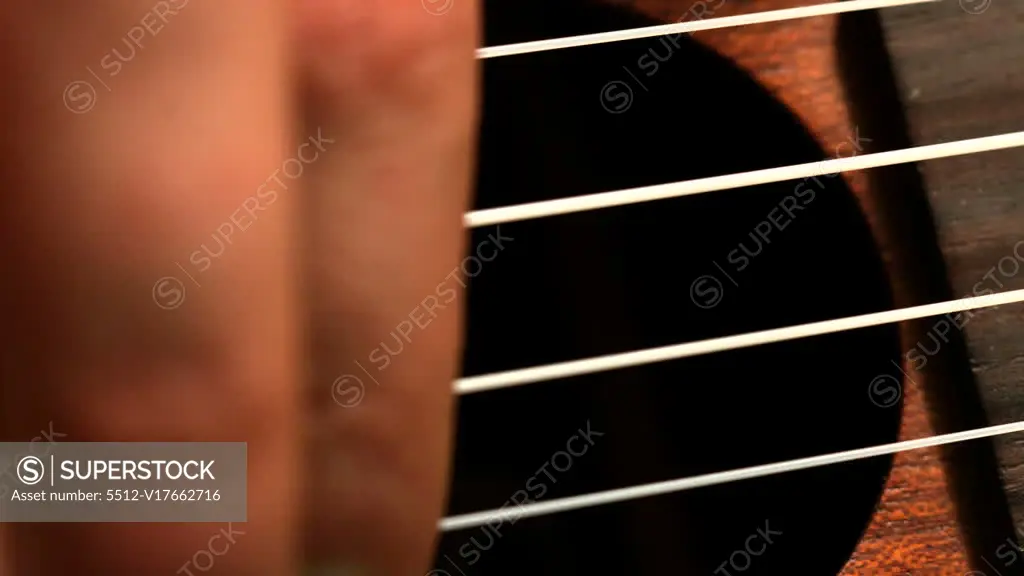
[435,1,903,574]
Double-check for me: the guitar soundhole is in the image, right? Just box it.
[435,1,904,574]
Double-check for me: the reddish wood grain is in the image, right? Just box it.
[620,0,973,572]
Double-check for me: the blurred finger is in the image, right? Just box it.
[0,1,300,573]
[296,0,479,574]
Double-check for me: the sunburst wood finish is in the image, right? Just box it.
[616,0,1020,572]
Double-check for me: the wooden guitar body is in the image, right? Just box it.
[438,0,1023,574]
[439,0,910,574]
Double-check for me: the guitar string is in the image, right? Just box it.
[456,288,1024,393]
[440,421,1024,531]
[465,131,1024,228]
[447,0,1017,536]
[475,0,938,59]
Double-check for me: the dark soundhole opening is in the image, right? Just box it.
[436,2,904,574]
